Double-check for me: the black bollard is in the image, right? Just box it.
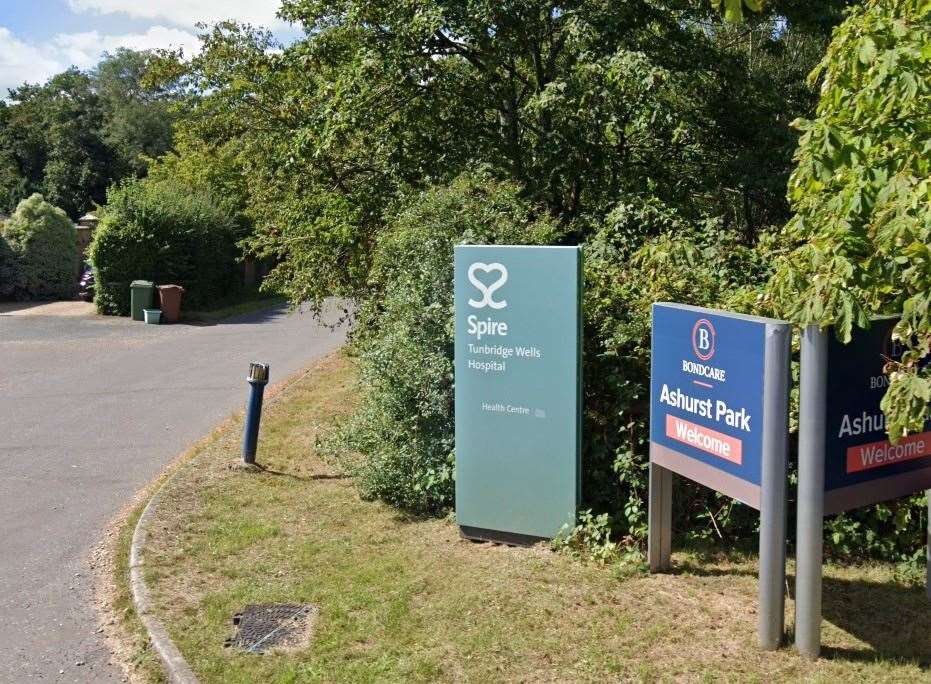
[242,362,270,465]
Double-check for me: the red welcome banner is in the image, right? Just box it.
[846,431,931,473]
[666,414,743,465]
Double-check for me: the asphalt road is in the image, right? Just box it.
[0,303,345,681]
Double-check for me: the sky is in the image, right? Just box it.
[0,0,299,95]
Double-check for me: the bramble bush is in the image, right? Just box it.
[328,177,777,543]
[582,209,780,548]
[89,178,242,315]
[1,193,78,300]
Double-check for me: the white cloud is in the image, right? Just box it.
[66,0,289,30]
[0,27,63,94]
[54,26,199,68]
[0,25,199,96]
[0,0,293,96]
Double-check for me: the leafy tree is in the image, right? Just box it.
[154,3,842,308]
[1,193,78,299]
[38,69,113,218]
[94,49,177,177]
[272,0,721,224]
[768,0,931,441]
[0,88,50,210]
[701,15,835,241]
[0,51,177,218]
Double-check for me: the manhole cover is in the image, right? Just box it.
[225,603,317,654]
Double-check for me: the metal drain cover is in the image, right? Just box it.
[225,603,317,654]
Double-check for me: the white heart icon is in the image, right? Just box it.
[467,262,508,309]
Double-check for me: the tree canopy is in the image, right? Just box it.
[148,1,845,308]
[0,49,178,218]
[768,0,931,441]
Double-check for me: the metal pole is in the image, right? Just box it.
[242,362,269,465]
[758,323,790,650]
[927,489,931,601]
[648,461,672,572]
[796,326,827,659]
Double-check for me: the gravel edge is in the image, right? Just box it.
[129,470,200,684]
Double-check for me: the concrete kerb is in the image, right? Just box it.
[125,350,343,684]
[129,476,199,684]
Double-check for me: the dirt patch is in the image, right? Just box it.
[92,492,164,684]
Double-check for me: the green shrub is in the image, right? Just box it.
[581,208,781,546]
[329,178,779,537]
[331,179,766,535]
[1,193,78,299]
[332,176,929,562]
[89,178,242,315]
[326,174,562,514]
[0,231,20,299]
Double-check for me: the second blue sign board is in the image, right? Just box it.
[823,317,931,513]
[794,318,931,658]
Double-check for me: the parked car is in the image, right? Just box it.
[78,263,95,301]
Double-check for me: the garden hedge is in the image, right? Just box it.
[89,178,242,315]
[0,232,20,299]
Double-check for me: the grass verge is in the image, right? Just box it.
[129,353,929,682]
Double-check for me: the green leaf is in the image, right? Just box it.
[724,0,743,23]
[858,37,877,65]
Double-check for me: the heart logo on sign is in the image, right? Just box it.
[468,262,508,309]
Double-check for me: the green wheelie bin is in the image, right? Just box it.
[130,280,155,321]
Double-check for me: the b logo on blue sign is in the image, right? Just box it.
[692,319,716,362]
[883,328,905,362]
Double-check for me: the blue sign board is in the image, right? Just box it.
[823,317,931,514]
[650,303,790,509]
[454,245,581,543]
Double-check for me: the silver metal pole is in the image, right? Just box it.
[648,461,672,572]
[796,325,828,659]
[758,324,791,650]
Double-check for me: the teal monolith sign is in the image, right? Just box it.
[454,245,582,544]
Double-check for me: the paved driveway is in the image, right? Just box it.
[0,304,345,681]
